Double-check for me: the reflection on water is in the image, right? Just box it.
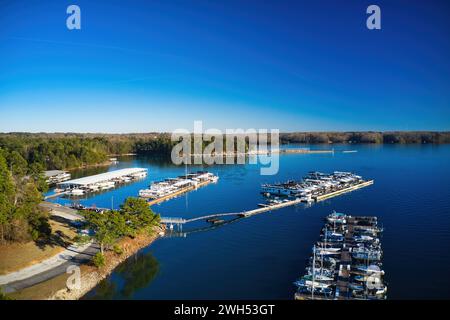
[86,251,159,300]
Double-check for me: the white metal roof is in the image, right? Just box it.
[44,170,67,177]
[58,168,147,187]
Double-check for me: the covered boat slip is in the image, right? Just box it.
[44,170,71,184]
[143,172,219,205]
[57,168,148,190]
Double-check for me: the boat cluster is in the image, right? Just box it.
[294,211,387,300]
[261,171,365,202]
[63,170,147,196]
[45,170,71,185]
[139,171,218,199]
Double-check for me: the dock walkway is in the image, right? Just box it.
[161,198,303,225]
[314,180,374,202]
[161,180,373,225]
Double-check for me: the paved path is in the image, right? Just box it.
[0,202,96,293]
[39,202,84,221]
[0,241,99,293]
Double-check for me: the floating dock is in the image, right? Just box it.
[314,180,374,202]
[44,170,71,185]
[279,149,334,154]
[147,178,215,206]
[294,212,387,300]
[47,168,148,199]
[239,198,303,217]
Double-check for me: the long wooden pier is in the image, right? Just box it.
[160,198,303,225]
[160,180,374,226]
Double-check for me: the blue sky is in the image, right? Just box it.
[0,0,449,132]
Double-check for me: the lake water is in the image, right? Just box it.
[50,144,450,299]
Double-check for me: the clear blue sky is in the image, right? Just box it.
[0,0,449,132]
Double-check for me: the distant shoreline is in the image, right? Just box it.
[2,131,449,145]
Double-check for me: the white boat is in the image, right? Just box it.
[353,235,375,242]
[302,274,334,282]
[294,279,331,289]
[355,265,385,275]
[89,185,100,191]
[130,171,147,179]
[98,181,115,190]
[139,171,218,199]
[70,188,85,196]
[316,250,341,256]
[327,211,347,224]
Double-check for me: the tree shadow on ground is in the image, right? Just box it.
[34,216,77,250]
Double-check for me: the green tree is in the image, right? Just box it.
[7,150,28,177]
[28,162,49,193]
[120,197,159,233]
[84,210,125,254]
[93,252,106,268]
[0,150,15,243]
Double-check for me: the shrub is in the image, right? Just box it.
[113,244,123,255]
[93,252,106,268]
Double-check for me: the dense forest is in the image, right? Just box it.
[0,148,49,243]
[1,131,449,171]
[0,133,174,170]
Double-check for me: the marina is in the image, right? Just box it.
[262,171,373,202]
[160,171,372,227]
[294,211,387,300]
[47,168,148,198]
[44,170,71,185]
[139,171,219,206]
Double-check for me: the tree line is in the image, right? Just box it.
[280,131,450,144]
[2,131,449,166]
[0,133,176,170]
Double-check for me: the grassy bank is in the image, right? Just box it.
[0,217,77,275]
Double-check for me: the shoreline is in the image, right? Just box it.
[65,160,113,171]
[46,225,164,300]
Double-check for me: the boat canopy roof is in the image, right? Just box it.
[58,168,147,187]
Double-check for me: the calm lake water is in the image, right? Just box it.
[50,144,450,299]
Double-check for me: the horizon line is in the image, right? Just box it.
[1,130,450,135]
